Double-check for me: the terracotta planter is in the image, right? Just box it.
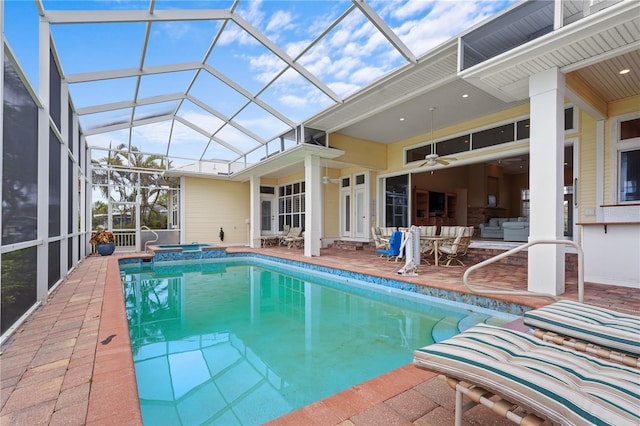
[96,243,115,256]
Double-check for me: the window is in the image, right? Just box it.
[278,181,305,230]
[404,107,575,165]
[384,175,408,227]
[472,123,514,149]
[615,117,640,203]
[521,189,530,218]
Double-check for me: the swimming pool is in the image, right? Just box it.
[120,258,517,425]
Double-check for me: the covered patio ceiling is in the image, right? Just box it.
[8,0,638,178]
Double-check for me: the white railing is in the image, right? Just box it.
[113,230,136,251]
[141,226,159,252]
[463,239,584,303]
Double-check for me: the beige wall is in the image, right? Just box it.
[183,177,250,245]
[323,174,340,239]
[330,134,387,170]
[572,95,640,223]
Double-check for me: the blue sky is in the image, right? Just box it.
[4,0,515,166]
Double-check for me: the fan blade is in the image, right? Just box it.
[419,161,429,167]
[437,159,449,166]
[440,157,457,161]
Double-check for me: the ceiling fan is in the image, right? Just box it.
[419,107,457,167]
[322,163,339,184]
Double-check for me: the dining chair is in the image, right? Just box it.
[437,227,468,266]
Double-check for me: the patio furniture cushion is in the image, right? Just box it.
[523,300,640,357]
[414,324,640,426]
[502,219,529,242]
[479,218,514,239]
[371,226,389,250]
[377,231,403,261]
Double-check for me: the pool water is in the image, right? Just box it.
[120,259,515,425]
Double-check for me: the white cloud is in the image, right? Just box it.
[236,0,266,28]
[266,10,295,34]
[395,1,510,56]
[391,0,434,20]
[248,53,287,84]
[218,21,259,46]
[154,21,192,43]
[279,94,308,108]
[328,81,361,98]
[350,66,386,85]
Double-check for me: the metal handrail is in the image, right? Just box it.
[141,226,159,253]
[463,239,584,303]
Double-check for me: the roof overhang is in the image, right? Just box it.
[459,0,640,103]
[165,143,345,182]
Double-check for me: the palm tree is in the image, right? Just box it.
[92,144,171,228]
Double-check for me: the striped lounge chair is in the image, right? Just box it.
[523,300,640,368]
[413,324,640,426]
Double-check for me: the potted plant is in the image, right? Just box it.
[90,228,116,256]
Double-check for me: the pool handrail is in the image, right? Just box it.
[141,226,159,253]
[463,239,584,303]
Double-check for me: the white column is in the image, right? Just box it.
[528,67,565,295]
[304,155,322,257]
[249,175,261,248]
[595,120,605,221]
[37,17,51,302]
[179,176,186,244]
[60,82,69,274]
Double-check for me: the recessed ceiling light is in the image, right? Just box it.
[400,117,405,121]
[619,69,630,75]
[462,94,469,98]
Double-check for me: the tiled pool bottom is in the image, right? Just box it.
[121,251,531,317]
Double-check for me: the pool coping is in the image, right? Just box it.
[121,250,533,316]
[91,250,535,424]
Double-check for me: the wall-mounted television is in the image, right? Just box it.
[429,191,445,213]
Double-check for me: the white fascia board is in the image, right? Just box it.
[45,9,232,24]
[459,0,640,80]
[231,144,345,182]
[306,40,458,129]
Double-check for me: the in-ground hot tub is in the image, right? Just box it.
[147,243,225,261]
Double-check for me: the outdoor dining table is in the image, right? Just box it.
[420,236,450,267]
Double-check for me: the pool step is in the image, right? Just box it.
[431,316,460,343]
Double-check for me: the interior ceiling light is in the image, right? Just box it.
[619,68,630,75]
[462,94,469,98]
[400,117,405,121]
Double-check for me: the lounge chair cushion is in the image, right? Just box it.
[414,324,640,426]
[523,300,640,357]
